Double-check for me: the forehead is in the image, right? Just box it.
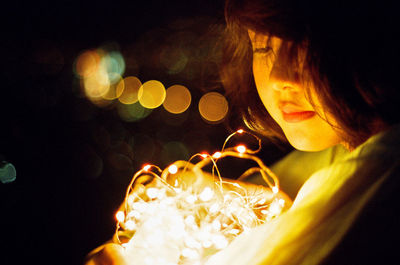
[247,29,282,50]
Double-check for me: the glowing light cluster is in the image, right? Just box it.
[74,49,125,107]
[73,45,230,124]
[114,130,288,265]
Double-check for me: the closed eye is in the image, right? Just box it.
[253,47,273,54]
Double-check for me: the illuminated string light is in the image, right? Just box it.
[235,145,247,154]
[212,152,222,159]
[114,129,288,265]
[168,164,178,174]
[116,211,125,222]
[142,164,151,172]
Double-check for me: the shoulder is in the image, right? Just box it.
[322,163,400,265]
[271,145,348,199]
[322,125,400,265]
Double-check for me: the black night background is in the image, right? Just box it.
[0,1,289,264]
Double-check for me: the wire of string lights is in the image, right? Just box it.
[113,129,291,265]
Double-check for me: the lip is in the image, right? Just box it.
[280,103,316,123]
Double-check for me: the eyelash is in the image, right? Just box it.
[253,47,273,54]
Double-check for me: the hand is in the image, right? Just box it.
[85,165,292,265]
[85,243,128,265]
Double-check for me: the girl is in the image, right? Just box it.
[206,0,400,264]
[86,0,400,264]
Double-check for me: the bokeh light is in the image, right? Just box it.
[100,51,126,78]
[74,48,126,106]
[161,141,189,166]
[74,50,100,78]
[102,73,124,100]
[162,84,191,114]
[118,76,142,105]
[138,80,166,109]
[198,92,229,123]
[117,102,152,122]
[82,67,110,99]
[160,46,188,74]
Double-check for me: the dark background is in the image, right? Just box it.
[0,1,289,264]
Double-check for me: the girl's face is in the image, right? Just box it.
[249,30,343,151]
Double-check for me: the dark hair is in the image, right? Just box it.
[221,0,400,148]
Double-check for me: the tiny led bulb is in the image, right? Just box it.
[236,145,246,154]
[272,186,279,194]
[116,211,125,222]
[200,153,208,158]
[237,129,244,134]
[212,152,222,159]
[143,164,151,172]
[168,164,178,174]
[199,187,214,201]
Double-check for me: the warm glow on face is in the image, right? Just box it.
[163,84,192,114]
[198,92,229,123]
[138,80,166,109]
[249,31,342,151]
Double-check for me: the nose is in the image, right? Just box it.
[269,66,300,91]
[272,83,298,92]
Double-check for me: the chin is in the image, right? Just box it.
[287,137,333,152]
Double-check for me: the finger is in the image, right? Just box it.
[85,243,128,265]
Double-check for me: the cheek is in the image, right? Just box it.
[257,85,279,119]
[253,61,281,120]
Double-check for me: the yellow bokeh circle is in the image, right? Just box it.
[138,80,166,109]
[163,84,192,114]
[118,76,142,105]
[198,92,229,123]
